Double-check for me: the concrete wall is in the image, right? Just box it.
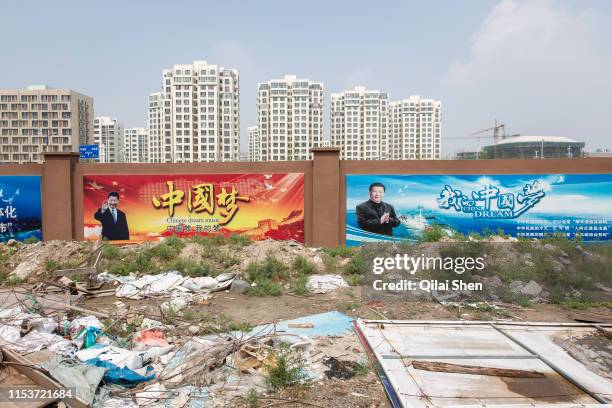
[1,151,611,247]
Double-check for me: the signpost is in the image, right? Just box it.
[79,145,99,160]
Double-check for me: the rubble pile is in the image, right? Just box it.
[0,236,610,407]
[0,240,363,407]
[0,272,362,407]
[3,240,91,280]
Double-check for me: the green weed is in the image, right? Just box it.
[420,225,445,242]
[321,246,352,258]
[265,344,309,390]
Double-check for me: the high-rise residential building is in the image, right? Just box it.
[330,86,389,160]
[93,117,123,163]
[256,75,323,161]
[123,128,149,163]
[247,126,259,161]
[148,60,240,163]
[389,96,441,159]
[0,85,93,163]
[147,92,163,163]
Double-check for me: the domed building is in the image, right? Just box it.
[481,135,584,159]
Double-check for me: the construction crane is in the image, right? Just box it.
[446,120,507,144]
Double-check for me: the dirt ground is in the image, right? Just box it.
[81,287,611,408]
[85,286,610,326]
[2,238,610,407]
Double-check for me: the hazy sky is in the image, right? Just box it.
[2,0,611,156]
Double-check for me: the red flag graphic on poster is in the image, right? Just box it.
[83,173,304,243]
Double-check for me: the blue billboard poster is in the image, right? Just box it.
[0,176,42,242]
[346,174,612,246]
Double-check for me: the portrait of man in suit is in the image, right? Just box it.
[356,182,400,236]
[94,191,130,240]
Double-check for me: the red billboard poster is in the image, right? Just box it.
[83,173,304,243]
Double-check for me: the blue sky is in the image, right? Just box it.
[2,0,611,156]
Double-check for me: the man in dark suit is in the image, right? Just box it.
[94,192,130,240]
[356,182,400,236]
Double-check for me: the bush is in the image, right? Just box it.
[290,272,310,296]
[322,253,337,273]
[228,234,252,247]
[495,288,531,306]
[23,236,39,244]
[322,246,352,258]
[163,236,186,251]
[421,225,444,242]
[45,259,61,272]
[245,255,288,282]
[167,258,211,277]
[265,344,309,390]
[108,251,158,276]
[150,238,184,261]
[292,256,315,275]
[343,253,364,276]
[245,278,282,296]
[245,389,258,408]
[101,243,121,259]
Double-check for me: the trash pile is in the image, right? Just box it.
[99,270,237,312]
[0,239,364,406]
[0,273,362,408]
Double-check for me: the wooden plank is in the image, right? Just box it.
[411,360,545,378]
[1,347,89,408]
[53,267,97,278]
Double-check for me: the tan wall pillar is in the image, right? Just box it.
[42,152,79,241]
[311,147,341,247]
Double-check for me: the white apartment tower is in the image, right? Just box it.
[123,128,149,163]
[330,87,389,160]
[147,92,163,163]
[247,126,259,162]
[93,117,123,163]
[256,75,323,161]
[389,96,441,159]
[148,60,240,163]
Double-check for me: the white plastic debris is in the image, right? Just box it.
[306,274,349,294]
[0,329,73,354]
[77,346,149,371]
[0,307,37,325]
[97,271,136,284]
[141,318,168,330]
[181,276,218,291]
[0,325,21,345]
[71,316,103,331]
[116,272,185,299]
[161,292,193,313]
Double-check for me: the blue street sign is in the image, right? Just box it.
[79,144,99,159]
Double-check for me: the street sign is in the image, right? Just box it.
[79,144,99,159]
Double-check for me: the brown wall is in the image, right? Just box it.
[2,153,612,247]
[312,148,341,247]
[0,164,43,176]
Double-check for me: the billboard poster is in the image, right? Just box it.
[0,176,42,242]
[346,174,612,246]
[83,173,304,243]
